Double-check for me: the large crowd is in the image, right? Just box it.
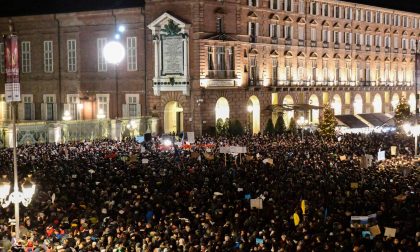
[0,132,418,251]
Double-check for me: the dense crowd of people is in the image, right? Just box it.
[0,132,418,251]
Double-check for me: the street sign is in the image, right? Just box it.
[5,83,21,102]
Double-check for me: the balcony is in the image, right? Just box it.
[345,44,351,50]
[356,44,361,50]
[366,45,371,51]
[334,43,340,49]
[402,48,407,54]
[393,48,399,53]
[311,41,317,47]
[385,47,390,53]
[323,42,329,48]
[375,46,380,52]
[249,35,257,43]
[298,40,305,47]
[207,70,236,79]
[285,39,292,45]
[411,49,416,54]
[248,79,263,86]
[271,37,278,44]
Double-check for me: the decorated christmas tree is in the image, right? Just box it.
[265,118,275,135]
[394,97,412,131]
[318,104,337,138]
[274,114,286,135]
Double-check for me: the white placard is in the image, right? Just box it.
[250,198,263,209]
[187,132,195,143]
[219,146,230,154]
[142,159,149,164]
[377,151,386,161]
[5,83,21,102]
[390,146,397,156]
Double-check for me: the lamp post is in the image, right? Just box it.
[247,105,253,134]
[103,26,125,119]
[196,98,203,136]
[403,123,420,156]
[1,21,36,243]
[297,116,308,140]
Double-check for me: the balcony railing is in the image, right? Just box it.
[345,44,351,50]
[334,43,340,49]
[207,70,236,79]
[248,79,263,86]
[402,48,407,54]
[268,79,411,88]
[385,47,390,53]
[375,46,380,52]
[323,42,329,48]
[393,48,399,53]
[366,45,371,51]
[356,44,361,50]
[249,35,257,43]
[271,37,278,44]
[298,40,305,46]
[311,41,316,47]
[285,39,292,45]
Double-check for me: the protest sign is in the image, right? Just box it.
[384,227,396,237]
[250,198,263,209]
[377,150,386,161]
[187,132,195,143]
[219,147,230,154]
[142,158,149,164]
[339,155,347,161]
[293,212,300,226]
[351,182,359,189]
[390,146,397,156]
[255,238,263,245]
[263,158,274,165]
[369,225,381,236]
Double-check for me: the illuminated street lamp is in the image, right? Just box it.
[126,119,138,137]
[403,123,420,156]
[297,116,308,140]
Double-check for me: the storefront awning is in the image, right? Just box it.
[335,115,369,128]
[357,113,394,127]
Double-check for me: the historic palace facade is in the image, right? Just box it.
[0,0,419,135]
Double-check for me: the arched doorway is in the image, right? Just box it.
[409,93,416,113]
[215,97,230,123]
[282,95,294,127]
[332,94,342,115]
[247,96,260,134]
[353,94,363,114]
[164,101,183,134]
[308,94,319,124]
[372,94,382,113]
[391,93,400,111]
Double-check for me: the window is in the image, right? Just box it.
[0,43,4,73]
[323,60,328,81]
[124,94,140,117]
[216,17,224,33]
[345,7,352,20]
[335,60,340,82]
[284,0,292,12]
[355,33,361,45]
[216,47,226,71]
[298,26,304,41]
[66,94,80,120]
[411,39,417,50]
[402,38,407,50]
[297,59,304,81]
[345,32,351,44]
[393,35,399,48]
[310,1,318,15]
[270,0,279,10]
[385,62,390,81]
[356,9,363,21]
[376,12,382,24]
[311,60,317,81]
[334,6,340,18]
[365,62,370,82]
[272,58,278,84]
[249,56,258,82]
[393,15,400,26]
[249,0,258,7]
[23,95,33,120]
[385,13,390,25]
[97,38,107,72]
[248,22,258,38]
[67,39,77,72]
[284,25,292,40]
[346,61,351,81]
[365,34,371,46]
[322,29,329,42]
[208,47,214,70]
[21,41,31,73]
[311,28,316,41]
[402,16,408,27]
[43,41,53,73]
[375,64,380,82]
[366,10,371,23]
[414,18,418,29]
[385,36,390,48]
[43,94,56,121]
[333,31,340,44]
[96,94,109,119]
[285,58,291,81]
[269,24,279,38]
[322,4,329,17]
[375,35,381,47]
[126,37,137,71]
[298,0,305,14]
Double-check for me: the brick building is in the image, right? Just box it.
[0,0,419,135]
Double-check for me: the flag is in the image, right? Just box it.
[293,212,300,226]
[301,200,308,215]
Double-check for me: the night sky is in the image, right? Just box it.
[0,0,418,17]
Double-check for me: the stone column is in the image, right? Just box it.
[183,35,189,79]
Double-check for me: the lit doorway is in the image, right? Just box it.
[164,101,183,134]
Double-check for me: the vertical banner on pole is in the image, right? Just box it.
[4,34,20,102]
[416,53,420,116]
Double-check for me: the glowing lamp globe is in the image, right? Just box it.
[103,41,125,64]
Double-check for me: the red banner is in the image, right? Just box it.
[4,34,19,84]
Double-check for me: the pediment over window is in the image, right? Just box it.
[310,19,318,25]
[148,12,190,35]
[355,55,361,60]
[365,26,371,32]
[248,11,258,18]
[297,52,306,57]
[322,53,330,59]
[393,57,399,62]
[365,56,372,61]
[333,53,341,59]
[375,28,381,33]
[249,48,259,55]
[374,56,381,61]
[309,52,318,58]
[354,25,361,30]
[284,16,293,22]
[297,17,306,24]
[322,21,330,27]
[402,31,408,36]
[402,58,407,63]
[344,23,351,29]
[393,30,398,34]
[270,50,279,57]
[215,7,226,15]
[384,57,390,62]
[410,32,416,37]
[384,28,390,33]
[270,14,280,21]
[345,54,351,60]
[285,51,293,57]
[333,22,340,28]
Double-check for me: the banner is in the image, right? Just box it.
[416,53,420,107]
[4,34,20,102]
